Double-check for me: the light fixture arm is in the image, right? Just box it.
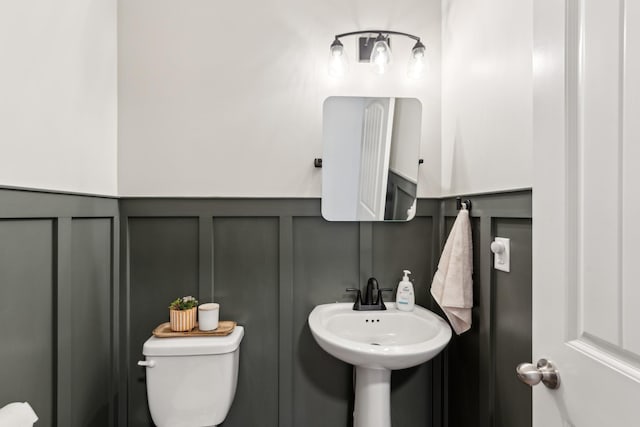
[333,30,421,43]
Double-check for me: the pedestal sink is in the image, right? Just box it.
[308,302,451,427]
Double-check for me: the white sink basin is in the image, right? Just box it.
[308,302,452,427]
[308,302,451,370]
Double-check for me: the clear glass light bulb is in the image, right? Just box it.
[370,36,391,75]
[328,40,348,77]
[407,42,426,79]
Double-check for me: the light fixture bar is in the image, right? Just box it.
[328,29,426,79]
[333,29,421,42]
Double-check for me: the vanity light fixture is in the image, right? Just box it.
[328,30,426,79]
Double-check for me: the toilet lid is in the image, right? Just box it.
[143,326,244,356]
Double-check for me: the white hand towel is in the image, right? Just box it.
[430,208,473,335]
[0,402,38,427]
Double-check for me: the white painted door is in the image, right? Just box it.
[357,98,394,221]
[533,0,640,425]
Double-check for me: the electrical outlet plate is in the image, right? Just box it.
[493,237,511,272]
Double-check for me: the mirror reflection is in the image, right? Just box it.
[322,96,422,221]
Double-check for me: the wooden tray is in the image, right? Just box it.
[152,320,236,338]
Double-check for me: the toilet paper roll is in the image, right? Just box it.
[0,402,38,427]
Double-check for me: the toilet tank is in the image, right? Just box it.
[141,326,244,427]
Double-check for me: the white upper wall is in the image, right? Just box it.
[118,0,441,197]
[0,0,530,198]
[0,0,118,196]
[441,0,533,196]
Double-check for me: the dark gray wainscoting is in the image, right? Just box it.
[0,188,532,427]
[119,199,442,427]
[440,191,532,427]
[0,188,119,427]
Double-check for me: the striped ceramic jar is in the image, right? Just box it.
[169,307,197,332]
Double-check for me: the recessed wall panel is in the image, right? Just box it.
[213,217,279,427]
[443,215,481,427]
[373,217,434,426]
[372,217,434,305]
[493,218,532,427]
[0,219,54,426]
[127,217,199,426]
[70,218,112,427]
[292,218,359,427]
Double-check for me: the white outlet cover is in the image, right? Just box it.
[492,237,510,272]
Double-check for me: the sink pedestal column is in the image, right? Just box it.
[353,366,391,427]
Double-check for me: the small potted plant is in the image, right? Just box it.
[169,295,199,332]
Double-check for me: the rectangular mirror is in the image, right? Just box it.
[322,96,422,221]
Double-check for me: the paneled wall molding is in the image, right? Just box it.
[440,190,532,427]
[0,188,119,427]
[1,186,531,427]
[119,198,441,427]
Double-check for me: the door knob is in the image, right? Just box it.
[516,358,560,389]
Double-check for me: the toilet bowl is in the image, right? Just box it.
[139,326,244,427]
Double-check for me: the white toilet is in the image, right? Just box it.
[139,326,244,427]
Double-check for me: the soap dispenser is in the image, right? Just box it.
[395,270,415,311]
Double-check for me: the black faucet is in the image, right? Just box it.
[363,277,379,305]
[346,277,393,311]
